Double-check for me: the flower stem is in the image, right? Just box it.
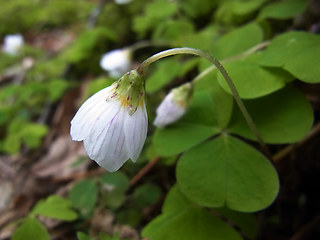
[193,41,270,83]
[137,47,271,158]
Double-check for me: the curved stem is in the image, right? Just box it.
[137,47,271,158]
[193,41,270,83]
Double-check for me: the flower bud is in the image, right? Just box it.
[100,48,131,78]
[3,34,24,56]
[154,83,193,128]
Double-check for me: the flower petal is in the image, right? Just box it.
[70,86,112,141]
[124,104,148,162]
[84,101,130,172]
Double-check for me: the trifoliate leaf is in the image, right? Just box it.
[142,185,242,240]
[133,0,178,36]
[133,183,162,209]
[183,24,220,53]
[32,195,77,221]
[177,135,279,212]
[69,180,98,216]
[213,22,264,59]
[12,217,49,240]
[152,19,194,43]
[258,0,307,20]
[180,0,217,17]
[217,60,293,99]
[215,0,267,24]
[215,207,258,239]
[99,172,129,209]
[258,32,320,83]
[228,85,313,143]
[99,172,129,193]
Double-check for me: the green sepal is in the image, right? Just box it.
[108,70,146,115]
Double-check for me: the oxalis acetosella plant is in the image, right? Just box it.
[70,47,279,210]
[71,47,266,171]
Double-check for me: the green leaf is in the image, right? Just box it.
[194,70,234,128]
[177,135,279,212]
[152,19,194,43]
[133,0,178,36]
[258,0,307,20]
[3,134,21,154]
[213,22,264,59]
[180,0,217,17]
[142,185,242,240]
[229,85,313,143]
[77,232,92,240]
[258,31,320,83]
[12,217,50,240]
[144,0,177,19]
[215,0,266,24]
[133,183,162,209]
[215,208,258,239]
[183,24,220,53]
[0,106,11,125]
[69,180,98,216]
[153,91,220,157]
[64,27,117,63]
[217,60,292,99]
[21,123,48,148]
[146,58,182,93]
[32,195,77,221]
[3,120,48,154]
[116,208,142,228]
[99,172,129,209]
[99,232,115,240]
[99,172,129,193]
[47,79,69,101]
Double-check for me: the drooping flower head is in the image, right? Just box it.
[100,48,131,78]
[70,70,147,172]
[2,34,24,56]
[154,82,193,128]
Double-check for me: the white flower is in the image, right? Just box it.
[115,0,133,4]
[154,83,193,128]
[70,70,147,172]
[2,34,24,56]
[100,48,131,78]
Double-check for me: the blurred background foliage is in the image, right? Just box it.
[0,0,320,240]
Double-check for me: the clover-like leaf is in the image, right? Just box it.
[228,85,313,143]
[142,185,242,240]
[217,60,293,99]
[32,195,77,221]
[12,218,50,240]
[258,32,320,83]
[177,135,279,212]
